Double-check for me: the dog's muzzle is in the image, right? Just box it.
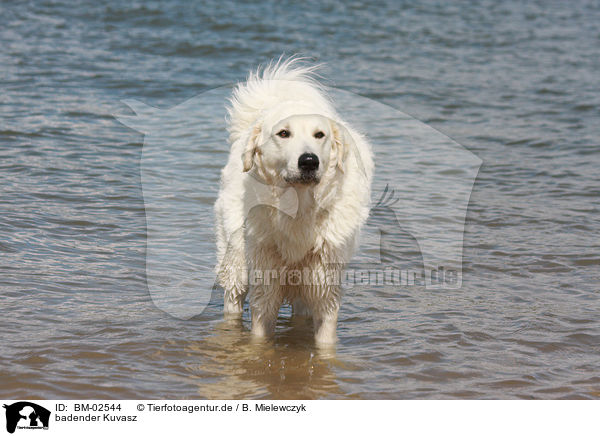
[283,152,320,185]
[286,152,319,184]
[298,152,319,172]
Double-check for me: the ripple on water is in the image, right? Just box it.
[1,0,600,399]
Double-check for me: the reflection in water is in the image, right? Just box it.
[185,313,343,399]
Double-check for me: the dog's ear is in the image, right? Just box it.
[330,120,353,173]
[242,124,261,172]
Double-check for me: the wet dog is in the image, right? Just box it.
[215,58,373,344]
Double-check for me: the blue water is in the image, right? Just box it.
[1,0,599,399]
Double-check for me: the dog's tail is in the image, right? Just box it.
[227,56,331,143]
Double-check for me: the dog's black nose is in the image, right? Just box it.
[298,153,319,172]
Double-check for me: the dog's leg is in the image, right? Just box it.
[313,308,339,345]
[218,229,248,317]
[311,283,342,345]
[224,283,247,317]
[249,284,282,338]
[221,268,248,316]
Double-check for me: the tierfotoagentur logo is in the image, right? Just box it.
[115,81,481,319]
[246,265,459,288]
[3,402,50,434]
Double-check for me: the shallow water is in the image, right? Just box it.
[1,0,599,399]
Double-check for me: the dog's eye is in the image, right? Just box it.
[314,131,325,139]
[276,129,290,138]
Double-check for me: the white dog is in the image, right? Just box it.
[215,58,373,344]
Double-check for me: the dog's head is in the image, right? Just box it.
[242,113,351,186]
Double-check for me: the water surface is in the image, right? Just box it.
[1,0,599,399]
